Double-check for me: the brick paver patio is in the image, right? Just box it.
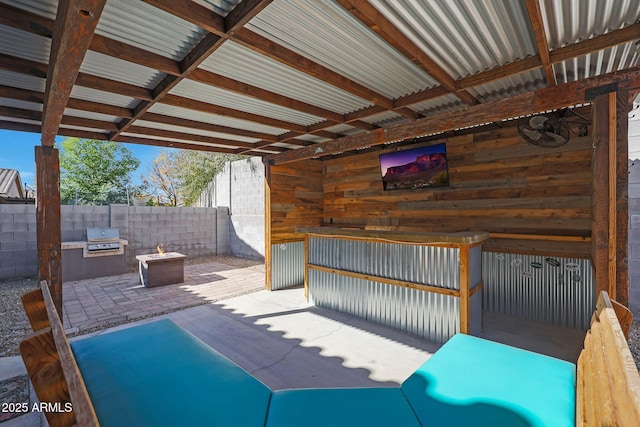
[62,261,265,333]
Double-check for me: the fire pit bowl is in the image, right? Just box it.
[136,252,187,288]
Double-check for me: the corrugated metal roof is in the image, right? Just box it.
[80,51,166,89]
[0,70,45,92]
[0,168,21,196]
[119,132,246,150]
[58,124,110,133]
[541,0,640,50]
[369,0,537,79]
[410,94,465,117]
[361,111,409,128]
[63,108,119,123]
[132,120,261,143]
[0,98,42,112]
[70,86,138,109]
[96,0,206,62]
[468,69,547,104]
[0,24,51,64]
[246,0,439,99]
[0,0,639,159]
[147,103,287,135]
[193,0,244,16]
[0,0,57,20]
[170,78,325,126]
[199,41,372,115]
[555,44,640,84]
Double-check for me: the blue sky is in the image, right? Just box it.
[0,129,168,188]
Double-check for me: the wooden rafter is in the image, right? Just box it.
[1,1,639,158]
[337,0,478,106]
[231,28,416,120]
[459,23,640,92]
[144,0,415,120]
[41,0,105,146]
[266,65,640,165]
[525,0,556,86]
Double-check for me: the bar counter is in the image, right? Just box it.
[297,227,489,342]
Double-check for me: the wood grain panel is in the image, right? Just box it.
[267,160,323,243]
[322,108,593,256]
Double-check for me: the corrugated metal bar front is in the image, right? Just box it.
[482,252,595,329]
[308,237,460,289]
[309,269,459,342]
[270,241,305,290]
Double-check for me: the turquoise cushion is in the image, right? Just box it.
[401,334,576,427]
[71,319,272,427]
[266,388,422,427]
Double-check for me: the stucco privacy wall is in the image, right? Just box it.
[0,204,223,280]
[629,160,640,316]
[196,157,265,260]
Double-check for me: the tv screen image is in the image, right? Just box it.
[379,142,449,191]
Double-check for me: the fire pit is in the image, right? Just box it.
[136,251,187,288]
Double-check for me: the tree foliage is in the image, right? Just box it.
[176,151,245,205]
[141,150,245,206]
[57,138,140,205]
[141,151,182,206]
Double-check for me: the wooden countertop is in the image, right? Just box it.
[296,227,490,245]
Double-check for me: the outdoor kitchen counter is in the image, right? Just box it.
[61,239,128,252]
[295,227,489,245]
[296,227,489,342]
[61,240,128,282]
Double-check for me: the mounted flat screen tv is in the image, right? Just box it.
[379,142,449,191]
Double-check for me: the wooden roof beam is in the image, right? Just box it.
[231,28,416,119]
[265,65,640,165]
[112,0,279,141]
[144,0,413,120]
[138,111,280,142]
[0,85,134,118]
[459,23,640,91]
[337,0,479,106]
[525,0,556,86]
[41,0,105,146]
[125,125,269,150]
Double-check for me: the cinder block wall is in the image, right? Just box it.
[196,157,265,260]
[0,204,223,280]
[124,206,218,267]
[0,204,37,279]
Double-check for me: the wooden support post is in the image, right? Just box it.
[35,146,63,317]
[459,245,470,334]
[615,91,629,306]
[592,90,630,305]
[263,161,272,291]
[304,235,309,301]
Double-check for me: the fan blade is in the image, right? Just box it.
[529,115,549,129]
[521,128,542,141]
[543,131,567,144]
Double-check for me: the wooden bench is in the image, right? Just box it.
[20,282,640,427]
[575,291,640,425]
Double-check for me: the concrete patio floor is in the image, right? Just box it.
[1,264,587,426]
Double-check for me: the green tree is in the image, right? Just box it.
[175,151,245,206]
[57,138,140,205]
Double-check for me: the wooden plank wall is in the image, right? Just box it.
[322,107,593,257]
[267,159,324,243]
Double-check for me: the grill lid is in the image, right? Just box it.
[86,227,119,242]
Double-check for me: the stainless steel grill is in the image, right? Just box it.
[86,228,122,253]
